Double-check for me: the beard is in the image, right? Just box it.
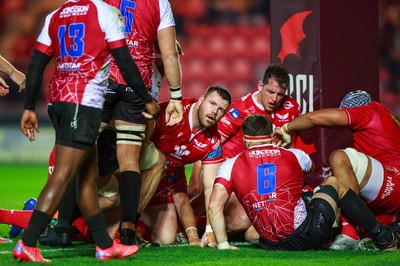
[198,111,216,128]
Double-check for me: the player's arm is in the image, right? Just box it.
[20,49,52,141]
[202,162,222,213]
[188,160,203,200]
[274,108,349,146]
[0,55,26,93]
[157,27,183,125]
[23,50,51,110]
[171,185,201,246]
[110,46,159,119]
[208,184,238,250]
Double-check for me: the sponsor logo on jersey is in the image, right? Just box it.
[282,100,294,110]
[194,139,207,149]
[276,113,289,120]
[126,40,139,49]
[249,149,281,158]
[229,108,240,119]
[220,116,231,126]
[252,194,277,210]
[381,175,394,199]
[57,62,81,71]
[60,5,89,18]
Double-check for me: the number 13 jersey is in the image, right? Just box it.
[35,0,126,109]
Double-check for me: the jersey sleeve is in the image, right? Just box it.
[218,109,241,141]
[158,0,175,31]
[98,3,127,49]
[35,11,58,56]
[288,148,313,174]
[343,106,374,130]
[214,156,237,195]
[202,143,224,164]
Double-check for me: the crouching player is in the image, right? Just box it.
[208,114,397,251]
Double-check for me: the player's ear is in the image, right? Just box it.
[257,81,264,91]
[197,95,205,106]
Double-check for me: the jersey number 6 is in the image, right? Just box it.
[257,163,277,195]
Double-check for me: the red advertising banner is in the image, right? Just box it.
[270,0,379,186]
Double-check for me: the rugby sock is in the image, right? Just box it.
[0,208,33,229]
[119,171,142,224]
[339,189,380,233]
[22,210,52,247]
[340,215,359,240]
[85,212,112,249]
[72,217,91,241]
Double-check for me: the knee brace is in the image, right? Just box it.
[115,124,145,146]
[313,185,339,206]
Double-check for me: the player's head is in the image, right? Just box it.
[197,85,231,128]
[242,114,273,148]
[258,64,290,113]
[340,90,372,108]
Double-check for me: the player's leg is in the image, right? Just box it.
[141,203,178,245]
[223,194,258,242]
[328,148,369,249]
[138,142,166,213]
[103,80,149,245]
[316,176,397,251]
[0,209,33,229]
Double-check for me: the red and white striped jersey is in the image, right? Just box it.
[105,0,175,89]
[214,144,312,242]
[36,0,126,109]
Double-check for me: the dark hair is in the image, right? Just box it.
[262,64,289,89]
[204,85,232,106]
[242,114,273,136]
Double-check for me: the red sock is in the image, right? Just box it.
[341,215,359,240]
[72,217,92,242]
[0,208,33,229]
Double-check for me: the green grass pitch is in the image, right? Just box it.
[0,164,399,265]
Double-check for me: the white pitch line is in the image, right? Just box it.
[0,246,93,255]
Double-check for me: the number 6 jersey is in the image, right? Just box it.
[35,0,127,109]
[214,144,313,242]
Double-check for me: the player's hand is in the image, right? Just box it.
[218,244,239,250]
[200,232,217,248]
[142,99,160,120]
[10,69,26,93]
[272,123,291,147]
[165,100,183,126]
[20,109,39,141]
[0,77,10,96]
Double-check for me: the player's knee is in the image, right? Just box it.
[329,149,350,168]
[226,211,252,231]
[313,184,339,206]
[154,234,176,246]
[140,141,161,171]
